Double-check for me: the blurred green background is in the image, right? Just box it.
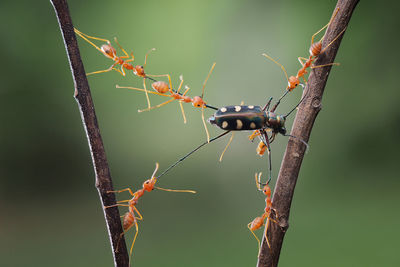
[1,0,399,266]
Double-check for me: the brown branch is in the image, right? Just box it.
[50,0,129,266]
[257,0,359,266]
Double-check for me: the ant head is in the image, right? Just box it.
[288,76,300,90]
[262,185,271,196]
[101,44,116,58]
[192,96,205,108]
[134,65,145,77]
[143,178,156,192]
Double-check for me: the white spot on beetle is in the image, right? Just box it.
[236,120,243,129]
[220,107,227,112]
[248,105,254,109]
[235,106,241,112]
[222,121,228,129]
[250,122,256,129]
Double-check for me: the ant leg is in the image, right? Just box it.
[311,22,330,45]
[176,76,187,123]
[128,220,139,263]
[302,76,307,86]
[179,85,191,124]
[312,8,340,44]
[200,62,216,98]
[123,52,135,63]
[107,188,135,196]
[87,62,125,76]
[201,106,210,143]
[113,37,130,59]
[319,27,347,55]
[219,132,235,162]
[270,208,279,225]
[104,204,130,209]
[132,205,143,221]
[262,53,296,108]
[75,28,111,43]
[298,57,308,67]
[248,222,262,252]
[138,98,175,113]
[263,218,271,249]
[262,53,290,83]
[116,85,170,97]
[123,51,135,65]
[116,200,130,203]
[249,130,262,141]
[311,62,340,69]
[143,78,151,109]
[74,28,110,55]
[125,206,143,263]
[143,48,156,68]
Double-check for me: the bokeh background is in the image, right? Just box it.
[1,0,399,266]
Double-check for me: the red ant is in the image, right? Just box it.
[74,28,162,108]
[105,163,196,264]
[248,8,345,144]
[262,8,345,108]
[116,63,218,142]
[248,172,277,251]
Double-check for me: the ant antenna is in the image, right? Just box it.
[255,172,268,189]
[157,131,231,179]
[201,62,216,99]
[198,63,218,111]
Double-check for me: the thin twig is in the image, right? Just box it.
[257,0,359,266]
[50,0,129,266]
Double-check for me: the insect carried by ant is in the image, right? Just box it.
[74,28,168,109]
[155,91,309,195]
[117,63,219,142]
[105,163,196,263]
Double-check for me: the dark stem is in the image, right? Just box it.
[50,0,129,266]
[257,0,359,266]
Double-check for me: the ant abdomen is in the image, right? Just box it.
[309,41,322,57]
[101,44,116,58]
[123,212,135,230]
[152,81,170,94]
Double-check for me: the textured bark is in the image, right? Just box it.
[50,0,129,266]
[257,0,360,266]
